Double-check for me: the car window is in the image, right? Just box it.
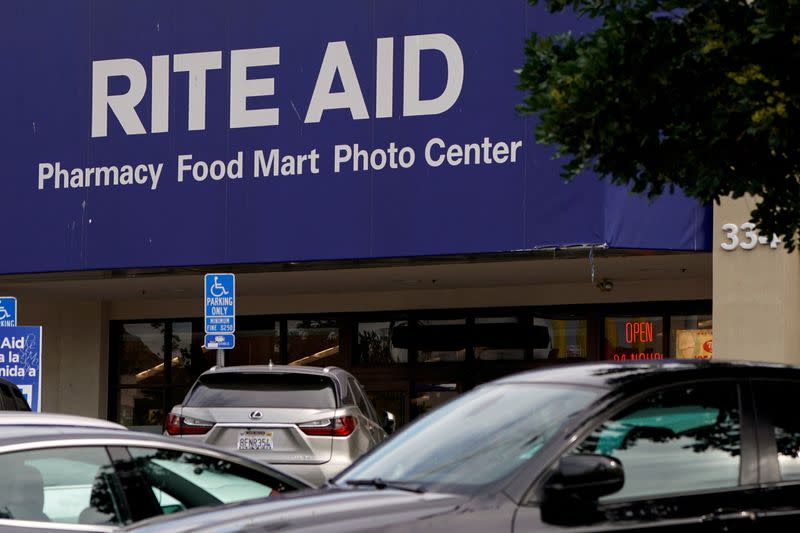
[186,373,337,409]
[349,378,372,420]
[338,383,601,493]
[573,382,741,503]
[125,447,290,515]
[754,381,800,482]
[0,446,125,525]
[359,384,380,422]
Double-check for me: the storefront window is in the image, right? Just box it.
[412,383,458,418]
[357,321,408,364]
[474,317,525,360]
[118,388,164,433]
[604,316,664,361]
[533,316,588,360]
[671,315,713,359]
[119,322,166,386]
[416,319,467,363]
[110,305,708,429]
[366,390,409,428]
[167,322,203,387]
[287,319,341,367]
[114,321,202,432]
[225,319,280,367]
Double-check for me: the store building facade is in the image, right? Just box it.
[0,0,793,431]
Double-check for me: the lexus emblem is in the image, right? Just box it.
[249,411,263,420]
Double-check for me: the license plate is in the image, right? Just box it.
[237,430,273,451]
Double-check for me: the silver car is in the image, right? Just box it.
[0,411,127,430]
[0,418,310,532]
[165,365,395,486]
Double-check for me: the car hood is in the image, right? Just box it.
[126,488,471,533]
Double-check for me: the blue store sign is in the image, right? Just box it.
[0,326,43,411]
[0,0,711,275]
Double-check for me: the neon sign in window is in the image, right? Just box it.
[604,317,664,361]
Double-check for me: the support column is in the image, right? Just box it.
[713,196,800,363]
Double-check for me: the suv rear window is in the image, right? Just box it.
[185,373,337,409]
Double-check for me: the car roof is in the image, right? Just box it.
[200,364,349,378]
[0,376,21,388]
[0,412,127,430]
[493,359,800,390]
[0,426,310,487]
[0,426,173,448]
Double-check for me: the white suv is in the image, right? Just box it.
[165,365,395,486]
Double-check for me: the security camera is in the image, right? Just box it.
[597,278,614,292]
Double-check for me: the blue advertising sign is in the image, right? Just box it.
[0,326,42,411]
[204,334,236,350]
[205,273,235,335]
[0,298,16,327]
[0,1,711,276]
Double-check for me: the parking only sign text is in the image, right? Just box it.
[0,326,42,411]
[205,274,235,335]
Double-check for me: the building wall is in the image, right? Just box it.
[17,300,109,417]
[713,196,800,364]
[110,277,712,320]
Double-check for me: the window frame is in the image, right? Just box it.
[751,378,800,486]
[121,445,296,511]
[0,444,129,529]
[522,378,759,506]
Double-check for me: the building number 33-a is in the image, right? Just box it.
[721,222,781,251]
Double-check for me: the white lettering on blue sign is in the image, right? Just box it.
[205,274,236,337]
[90,34,464,137]
[0,327,43,411]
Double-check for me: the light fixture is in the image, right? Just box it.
[596,278,614,292]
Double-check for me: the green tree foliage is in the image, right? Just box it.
[518,0,800,250]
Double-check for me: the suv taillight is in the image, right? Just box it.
[165,413,214,436]
[299,416,357,437]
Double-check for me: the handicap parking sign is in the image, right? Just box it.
[0,297,17,327]
[204,274,235,339]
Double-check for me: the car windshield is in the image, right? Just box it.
[336,383,600,493]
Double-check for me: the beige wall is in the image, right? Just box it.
[713,196,800,363]
[17,299,109,417]
[110,277,711,320]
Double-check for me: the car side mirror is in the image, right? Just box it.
[541,454,624,526]
[381,411,396,435]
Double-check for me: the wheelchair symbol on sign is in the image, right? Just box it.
[0,307,10,321]
[209,277,230,298]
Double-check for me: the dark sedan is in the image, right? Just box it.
[124,360,800,532]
